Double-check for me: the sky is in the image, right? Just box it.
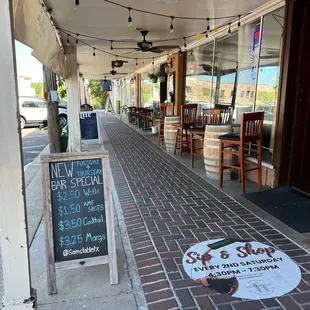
[15,41,43,82]
[195,67,279,88]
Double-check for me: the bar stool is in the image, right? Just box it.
[174,104,198,156]
[189,108,221,168]
[218,111,264,193]
[158,103,174,146]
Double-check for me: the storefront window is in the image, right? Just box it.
[256,7,285,162]
[140,71,160,110]
[185,42,214,116]
[234,20,261,123]
[130,79,135,106]
[212,33,239,107]
[185,7,284,164]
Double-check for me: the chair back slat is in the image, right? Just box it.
[241,112,264,142]
[202,108,221,127]
[214,104,233,124]
[181,104,198,128]
[159,103,174,122]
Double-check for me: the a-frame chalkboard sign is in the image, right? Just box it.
[41,151,118,295]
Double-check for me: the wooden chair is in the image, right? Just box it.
[127,107,136,124]
[189,109,221,168]
[141,108,153,130]
[214,104,234,124]
[174,104,198,157]
[158,103,174,146]
[132,107,145,127]
[218,111,264,193]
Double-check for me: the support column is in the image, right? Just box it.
[135,74,141,107]
[66,47,81,152]
[80,76,86,105]
[168,52,186,116]
[214,73,222,104]
[0,0,36,309]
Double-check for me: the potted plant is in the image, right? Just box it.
[157,69,167,83]
[151,114,158,134]
[148,73,158,83]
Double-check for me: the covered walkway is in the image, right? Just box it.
[102,115,310,310]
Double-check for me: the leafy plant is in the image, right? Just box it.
[157,69,167,78]
[30,82,44,98]
[88,79,108,108]
[57,76,67,99]
[148,73,157,79]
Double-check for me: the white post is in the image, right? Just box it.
[80,76,86,106]
[66,47,81,152]
[0,0,36,309]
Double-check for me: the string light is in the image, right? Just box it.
[127,7,132,26]
[207,18,210,31]
[170,16,174,33]
[238,15,241,27]
[57,11,242,62]
[104,0,248,22]
[93,47,96,56]
[76,34,79,44]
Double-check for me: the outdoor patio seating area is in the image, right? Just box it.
[101,114,310,310]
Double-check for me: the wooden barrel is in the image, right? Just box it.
[164,116,180,152]
[204,124,232,180]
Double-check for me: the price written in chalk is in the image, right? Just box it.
[59,234,83,248]
[58,204,81,217]
[59,218,83,232]
[56,190,80,202]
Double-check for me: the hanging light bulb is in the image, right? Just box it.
[67,34,70,46]
[75,0,79,9]
[228,22,231,34]
[183,37,187,48]
[207,18,210,31]
[110,40,114,51]
[238,15,241,27]
[136,58,138,66]
[76,34,79,45]
[93,47,96,56]
[152,58,155,66]
[127,7,132,26]
[170,16,174,33]
[206,32,208,38]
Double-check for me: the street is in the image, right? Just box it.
[22,127,48,167]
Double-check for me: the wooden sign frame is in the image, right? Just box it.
[41,151,118,295]
[80,111,101,144]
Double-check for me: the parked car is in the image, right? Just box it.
[19,96,67,129]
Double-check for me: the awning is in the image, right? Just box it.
[12,0,66,78]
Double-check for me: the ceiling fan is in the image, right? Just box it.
[112,59,128,68]
[103,67,128,76]
[113,30,180,53]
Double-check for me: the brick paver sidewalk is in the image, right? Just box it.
[102,116,310,310]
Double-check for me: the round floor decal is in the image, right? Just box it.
[182,239,301,300]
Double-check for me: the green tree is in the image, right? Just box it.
[57,76,67,99]
[30,82,44,98]
[256,91,274,105]
[88,79,108,108]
